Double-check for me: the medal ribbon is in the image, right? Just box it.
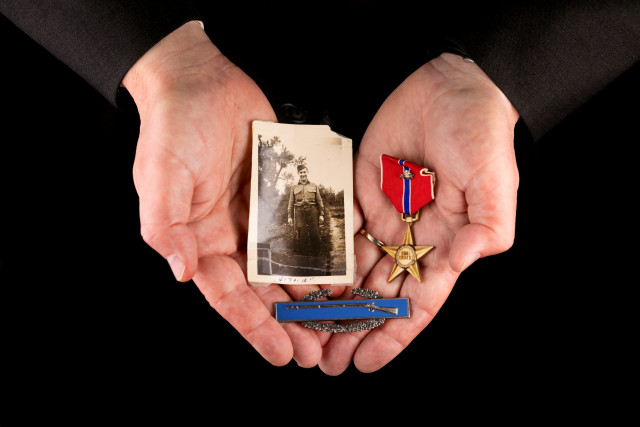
[399,159,412,214]
[380,154,435,216]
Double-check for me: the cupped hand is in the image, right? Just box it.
[122,21,324,367]
[319,53,520,374]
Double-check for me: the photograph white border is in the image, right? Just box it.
[247,121,354,286]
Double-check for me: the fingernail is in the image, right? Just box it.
[167,254,185,281]
[461,253,480,272]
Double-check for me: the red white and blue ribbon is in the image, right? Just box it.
[380,154,435,216]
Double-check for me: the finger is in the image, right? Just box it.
[318,329,366,376]
[252,284,325,368]
[353,231,385,288]
[318,258,402,375]
[353,267,459,373]
[134,146,199,281]
[193,254,294,366]
[353,170,387,288]
[282,283,341,349]
[234,254,326,367]
[319,204,420,375]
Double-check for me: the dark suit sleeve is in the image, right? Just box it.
[0,0,199,107]
[2,1,638,141]
[428,1,640,140]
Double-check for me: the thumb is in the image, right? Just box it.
[448,165,518,273]
[448,223,513,272]
[133,148,199,282]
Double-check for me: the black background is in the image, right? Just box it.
[1,12,637,417]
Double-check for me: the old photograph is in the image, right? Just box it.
[247,121,354,286]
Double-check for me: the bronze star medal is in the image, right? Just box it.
[378,154,436,283]
[380,212,433,282]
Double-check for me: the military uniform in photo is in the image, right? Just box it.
[288,165,324,256]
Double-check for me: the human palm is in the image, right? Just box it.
[124,22,324,367]
[319,53,520,374]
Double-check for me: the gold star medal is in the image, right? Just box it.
[377,154,436,282]
[379,211,433,282]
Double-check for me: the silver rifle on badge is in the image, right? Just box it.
[285,302,398,314]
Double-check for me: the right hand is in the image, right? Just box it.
[122,21,325,367]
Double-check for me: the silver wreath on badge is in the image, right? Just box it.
[298,289,387,333]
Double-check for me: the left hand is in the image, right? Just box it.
[319,53,520,374]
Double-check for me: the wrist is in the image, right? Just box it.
[432,52,520,125]
[121,20,221,114]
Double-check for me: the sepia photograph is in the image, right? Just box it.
[247,121,354,286]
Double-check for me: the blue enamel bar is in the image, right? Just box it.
[275,298,410,322]
[399,159,411,214]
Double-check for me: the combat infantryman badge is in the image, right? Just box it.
[275,288,410,333]
[377,154,436,282]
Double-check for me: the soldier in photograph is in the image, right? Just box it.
[287,165,325,256]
